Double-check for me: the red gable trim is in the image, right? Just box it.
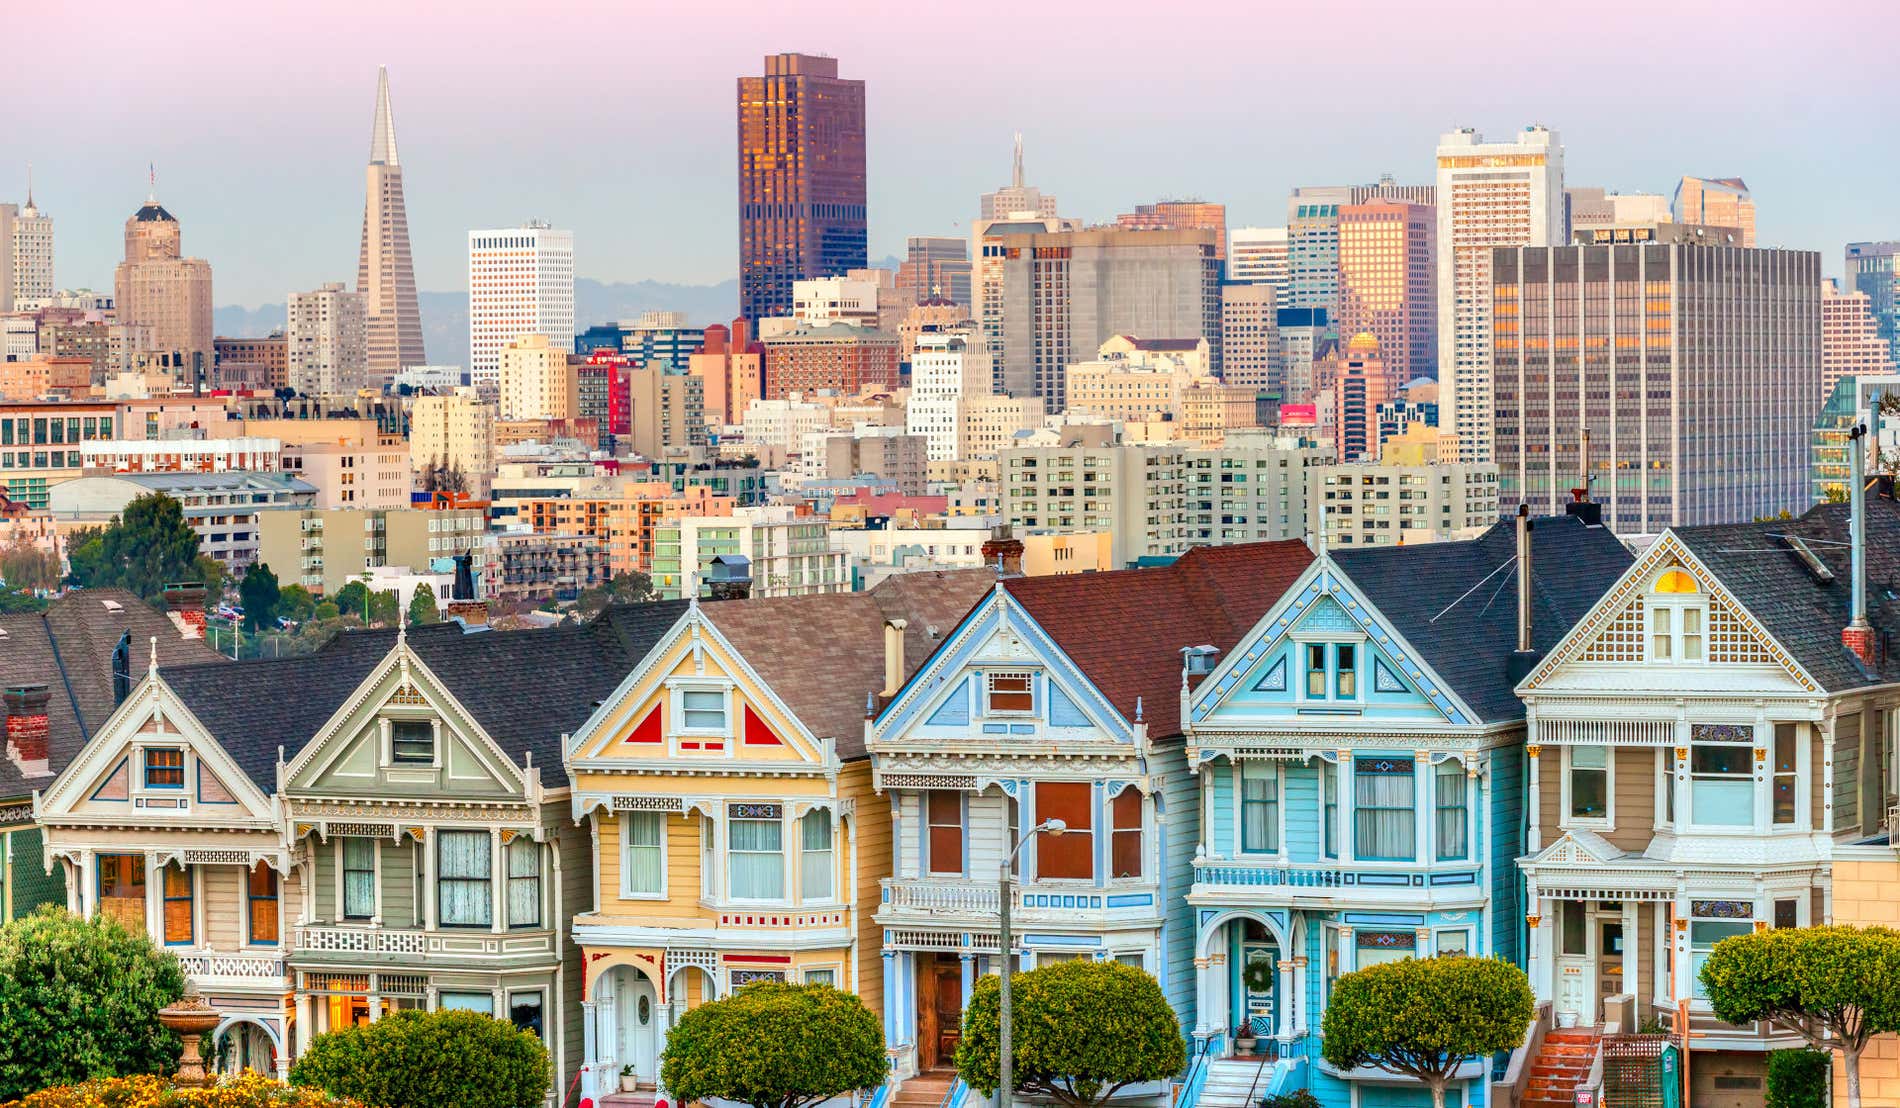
[624,705,663,744]
[743,703,784,746]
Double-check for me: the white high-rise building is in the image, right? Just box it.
[10,179,54,308]
[906,331,994,461]
[467,222,575,392]
[286,282,368,396]
[1227,227,1289,297]
[1435,126,1564,464]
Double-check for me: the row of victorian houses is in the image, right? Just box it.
[4,492,1900,1108]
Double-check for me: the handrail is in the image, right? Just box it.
[1176,1037,1214,1108]
[1490,1000,1551,1108]
[1240,1050,1273,1108]
[937,1076,966,1108]
[864,1082,892,1108]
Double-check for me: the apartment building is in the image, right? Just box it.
[650,505,849,600]
[255,505,487,595]
[1000,442,1189,567]
[1315,461,1500,547]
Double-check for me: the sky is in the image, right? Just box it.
[8,0,1893,308]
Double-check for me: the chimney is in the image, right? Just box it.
[1844,421,1875,665]
[982,524,1025,577]
[882,619,908,698]
[5,684,52,777]
[162,581,207,639]
[1507,505,1542,683]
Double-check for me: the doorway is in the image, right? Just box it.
[1597,918,1625,1025]
[915,954,963,1072]
[614,970,658,1085]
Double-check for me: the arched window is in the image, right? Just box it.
[1647,566,1706,662]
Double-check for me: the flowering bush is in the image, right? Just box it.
[1,1071,365,1108]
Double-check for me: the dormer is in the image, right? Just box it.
[1644,566,1707,664]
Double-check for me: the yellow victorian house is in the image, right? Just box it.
[564,571,989,1104]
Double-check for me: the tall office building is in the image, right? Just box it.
[1671,176,1755,246]
[467,222,574,391]
[987,226,1221,409]
[1227,227,1289,294]
[7,177,53,308]
[357,67,426,382]
[1349,176,1435,206]
[972,211,1079,381]
[1337,200,1435,382]
[112,185,214,376]
[286,282,368,396]
[1115,201,1227,259]
[1436,125,1564,463]
[1567,188,1672,233]
[1285,186,1351,313]
[896,236,971,307]
[1491,228,1819,533]
[1846,242,1900,363]
[1821,278,1894,402]
[737,53,867,322]
[979,133,1060,220]
[498,333,576,421]
[1220,283,1281,393]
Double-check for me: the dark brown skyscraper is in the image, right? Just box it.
[737,53,867,323]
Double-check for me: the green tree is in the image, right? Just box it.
[661,982,884,1108]
[367,589,400,627]
[1320,955,1534,1108]
[0,533,61,593]
[333,581,371,619]
[62,527,106,587]
[406,583,439,626]
[290,1008,547,1108]
[1701,925,1900,1108]
[0,590,48,613]
[279,584,317,623]
[239,564,283,632]
[62,495,203,601]
[312,600,340,622]
[1766,1048,1831,1108]
[956,960,1185,1108]
[0,906,187,1099]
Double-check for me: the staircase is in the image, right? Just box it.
[894,1071,959,1108]
[1523,1029,1599,1108]
[597,1091,657,1108]
[1195,1058,1277,1108]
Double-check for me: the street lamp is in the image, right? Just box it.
[999,818,1065,1108]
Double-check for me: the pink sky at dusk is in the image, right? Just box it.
[7,0,1893,307]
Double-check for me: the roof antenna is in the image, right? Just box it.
[1012,131,1024,189]
[147,163,157,204]
[24,162,33,209]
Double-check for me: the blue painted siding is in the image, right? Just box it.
[1156,743,1201,1034]
[1210,766,1236,858]
[1283,762,1320,863]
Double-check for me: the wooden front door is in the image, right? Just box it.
[1597,920,1625,1025]
[934,964,964,1063]
[916,956,963,1072]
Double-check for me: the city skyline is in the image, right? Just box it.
[6,0,1891,310]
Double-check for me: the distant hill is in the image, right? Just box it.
[214,277,740,368]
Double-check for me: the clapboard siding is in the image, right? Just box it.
[1604,747,1655,853]
[839,761,888,1018]
[1154,743,1199,1030]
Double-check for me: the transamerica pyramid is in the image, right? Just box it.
[357,66,425,382]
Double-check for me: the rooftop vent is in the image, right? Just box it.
[1782,536,1836,584]
[101,599,124,613]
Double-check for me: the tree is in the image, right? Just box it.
[0,906,187,1099]
[290,1008,547,1108]
[1701,925,1900,1108]
[367,589,400,628]
[661,982,884,1108]
[0,533,60,593]
[1320,955,1534,1108]
[61,527,105,588]
[312,600,340,622]
[956,960,1185,1108]
[239,563,283,632]
[60,495,202,601]
[333,581,371,620]
[279,584,317,623]
[1766,1048,1831,1108]
[407,583,439,626]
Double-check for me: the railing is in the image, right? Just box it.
[177,952,287,981]
[937,1076,966,1108]
[1489,1000,1551,1108]
[1240,1051,1274,1108]
[294,926,428,955]
[1175,1036,1214,1108]
[881,879,1159,919]
[863,1081,891,1108]
[1191,859,1349,888]
[887,880,1000,915]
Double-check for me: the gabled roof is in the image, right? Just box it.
[1671,498,1900,691]
[1331,515,1634,723]
[700,570,994,758]
[162,602,692,790]
[0,590,224,797]
[1002,541,1315,738]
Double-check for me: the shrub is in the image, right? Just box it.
[1259,1092,1321,1108]
[0,907,187,1100]
[660,983,885,1108]
[289,1010,548,1108]
[1320,955,1534,1108]
[2,1072,363,1107]
[1766,1048,1831,1108]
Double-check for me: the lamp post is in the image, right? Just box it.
[999,818,1065,1108]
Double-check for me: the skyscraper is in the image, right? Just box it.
[467,222,574,391]
[1220,282,1281,393]
[1821,278,1894,402]
[979,133,1059,220]
[1435,125,1564,463]
[10,173,53,307]
[896,237,971,307]
[1115,201,1228,259]
[286,282,368,396]
[113,182,214,377]
[1846,241,1900,364]
[357,67,425,382]
[1337,200,1435,382]
[1226,227,1289,294]
[1284,186,1351,313]
[737,53,867,323]
[1671,176,1756,246]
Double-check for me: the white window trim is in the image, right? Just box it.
[723,808,789,906]
[1686,731,1759,832]
[1645,590,1708,665]
[798,809,838,905]
[1560,745,1616,830]
[134,743,190,797]
[1235,760,1284,858]
[666,677,735,740]
[1290,632,1368,706]
[382,715,443,770]
[1434,926,1473,957]
[618,811,668,901]
[801,963,843,986]
[982,669,1038,717]
[337,835,381,923]
[1766,721,1810,832]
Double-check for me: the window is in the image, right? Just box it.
[1240,761,1279,854]
[1356,930,1416,969]
[440,992,495,1014]
[1111,788,1142,878]
[803,968,838,987]
[162,864,193,946]
[247,862,279,945]
[507,837,540,927]
[99,854,147,936]
[1772,723,1799,826]
[143,748,184,789]
[729,806,785,900]
[1322,761,1339,858]
[1305,643,1327,697]
[1568,746,1610,821]
[1436,929,1470,956]
[1691,728,1753,826]
[622,813,664,897]
[509,992,544,1038]
[1435,760,1469,860]
[1648,571,1705,662]
[680,688,726,731]
[1559,900,1587,956]
[342,838,376,920]
[1335,643,1357,698]
[1774,899,1799,929]
[438,831,493,927]
[1035,781,1094,880]
[1690,901,1753,998]
[390,720,433,764]
[986,671,1034,714]
[801,811,834,902]
[926,791,964,876]
[1354,758,1416,861]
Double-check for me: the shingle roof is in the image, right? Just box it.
[1332,514,1634,723]
[702,570,994,759]
[1003,541,1316,739]
[1671,498,1900,692]
[0,590,225,798]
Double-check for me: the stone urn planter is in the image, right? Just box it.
[158,990,224,1088]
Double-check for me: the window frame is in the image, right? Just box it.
[924,790,965,877]
[507,990,545,1039]
[1033,781,1095,882]
[1688,729,1755,829]
[619,811,667,900]
[506,836,541,929]
[1562,745,1614,828]
[97,853,147,937]
[142,747,185,790]
[1771,722,1800,827]
[1110,787,1143,879]
[1352,756,1417,862]
[341,837,377,921]
[388,718,437,767]
[1689,901,1754,999]
[1433,758,1470,861]
[436,830,494,929]
[667,679,733,737]
[1239,760,1281,856]
[1296,637,1365,705]
[1646,573,1707,664]
[245,862,280,947]
[726,803,786,903]
[161,862,194,947]
[984,670,1036,716]
[800,809,835,904]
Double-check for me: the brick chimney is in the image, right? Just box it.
[163,582,208,639]
[982,525,1025,577]
[1845,421,1876,666]
[5,684,52,778]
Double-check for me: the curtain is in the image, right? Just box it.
[729,819,784,900]
[624,813,664,895]
[801,813,834,902]
[1354,759,1416,860]
[162,864,193,945]
[1241,762,1278,853]
[1434,761,1468,860]
[507,838,540,927]
[438,831,492,927]
[343,838,376,919]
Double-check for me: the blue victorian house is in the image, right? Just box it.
[1179,513,1630,1107]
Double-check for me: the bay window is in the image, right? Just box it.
[1689,901,1753,998]
[925,791,963,876]
[1354,757,1415,861]
[507,837,540,927]
[438,831,492,927]
[622,812,664,897]
[1034,781,1093,880]
[1568,746,1609,822]
[1689,726,1752,826]
[1434,760,1468,860]
[247,862,279,945]
[342,838,376,920]
[801,811,834,902]
[729,804,784,900]
[1240,761,1279,854]
[162,864,193,946]
[1110,788,1142,878]
[1772,723,1799,826]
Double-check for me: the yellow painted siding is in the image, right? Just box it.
[594,810,712,924]
[839,760,888,1017]
[1832,859,1900,1105]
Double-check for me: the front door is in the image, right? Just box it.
[1554,900,1591,1026]
[934,964,964,1064]
[1597,920,1625,1025]
[616,973,658,1086]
